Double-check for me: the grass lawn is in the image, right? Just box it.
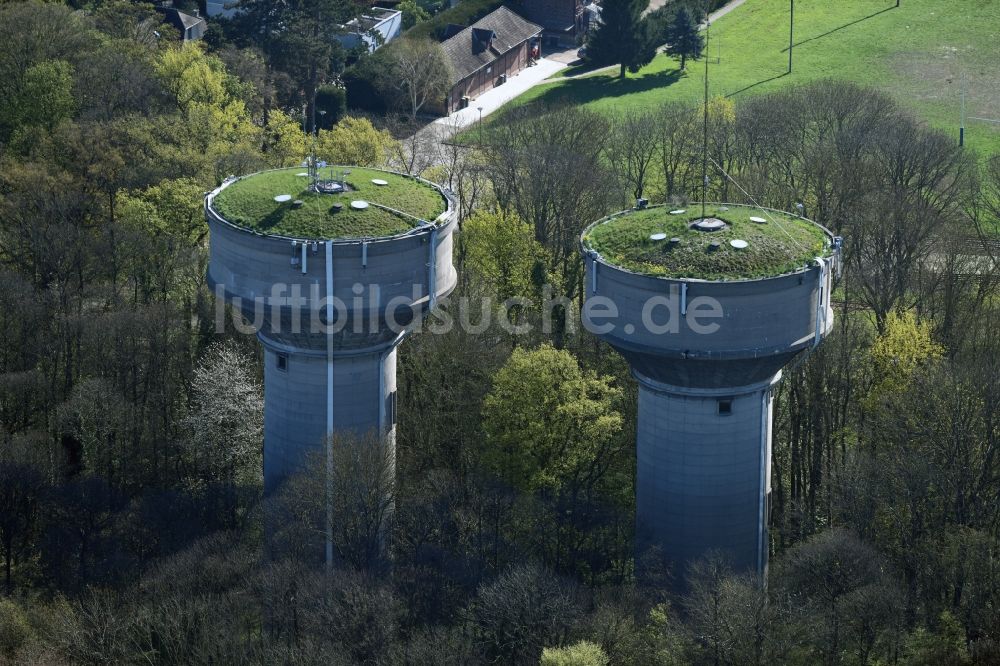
[584,204,831,280]
[211,168,447,239]
[501,0,1000,156]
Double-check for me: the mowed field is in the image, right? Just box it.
[503,0,1000,156]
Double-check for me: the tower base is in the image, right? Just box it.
[634,372,778,583]
[260,336,399,494]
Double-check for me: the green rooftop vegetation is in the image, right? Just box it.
[210,167,447,239]
[583,204,831,281]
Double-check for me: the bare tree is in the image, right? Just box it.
[468,562,582,664]
[655,101,699,201]
[843,118,975,331]
[685,555,797,666]
[431,115,492,221]
[728,82,975,331]
[732,81,897,222]
[0,438,45,594]
[979,154,1000,270]
[386,115,440,176]
[380,38,453,120]
[776,528,902,666]
[604,109,659,204]
[273,431,396,573]
[479,105,613,343]
[56,378,129,485]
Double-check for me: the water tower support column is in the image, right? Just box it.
[633,371,780,579]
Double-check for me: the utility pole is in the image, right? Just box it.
[702,22,710,220]
[959,74,966,147]
[788,0,794,74]
[310,81,318,135]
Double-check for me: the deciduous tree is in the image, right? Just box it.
[181,341,263,491]
[481,345,623,493]
[605,110,659,203]
[541,640,609,666]
[462,209,547,304]
[0,444,45,594]
[380,38,452,119]
[470,563,582,663]
[316,116,396,167]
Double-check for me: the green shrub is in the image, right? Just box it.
[0,598,32,660]
[540,641,610,666]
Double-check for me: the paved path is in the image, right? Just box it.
[407,0,748,144]
[431,57,567,131]
[707,0,748,23]
[647,0,747,20]
[411,56,568,146]
[545,46,584,65]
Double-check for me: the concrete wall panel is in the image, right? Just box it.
[635,380,772,576]
[261,344,399,494]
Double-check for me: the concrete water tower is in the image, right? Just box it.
[205,166,457,493]
[580,203,841,582]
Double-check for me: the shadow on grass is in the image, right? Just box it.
[725,5,895,100]
[256,188,311,231]
[557,60,604,78]
[726,72,789,98]
[529,67,685,108]
[257,204,291,231]
[781,5,895,53]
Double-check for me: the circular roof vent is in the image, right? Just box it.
[730,239,749,249]
[351,200,369,209]
[750,216,767,224]
[669,209,687,215]
[650,232,667,241]
[371,178,388,186]
[274,194,292,203]
[691,217,727,232]
[315,180,345,194]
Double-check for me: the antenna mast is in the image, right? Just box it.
[701,20,710,220]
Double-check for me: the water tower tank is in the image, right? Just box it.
[580,203,841,583]
[206,166,457,492]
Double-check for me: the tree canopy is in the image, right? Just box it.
[481,345,623,492]
[315,116,397,167]
[0,1,998,662]
[584,0,658,78]
[665,6,705,70]
[378,37,453,118]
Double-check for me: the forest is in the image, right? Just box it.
[0,1,998,664]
